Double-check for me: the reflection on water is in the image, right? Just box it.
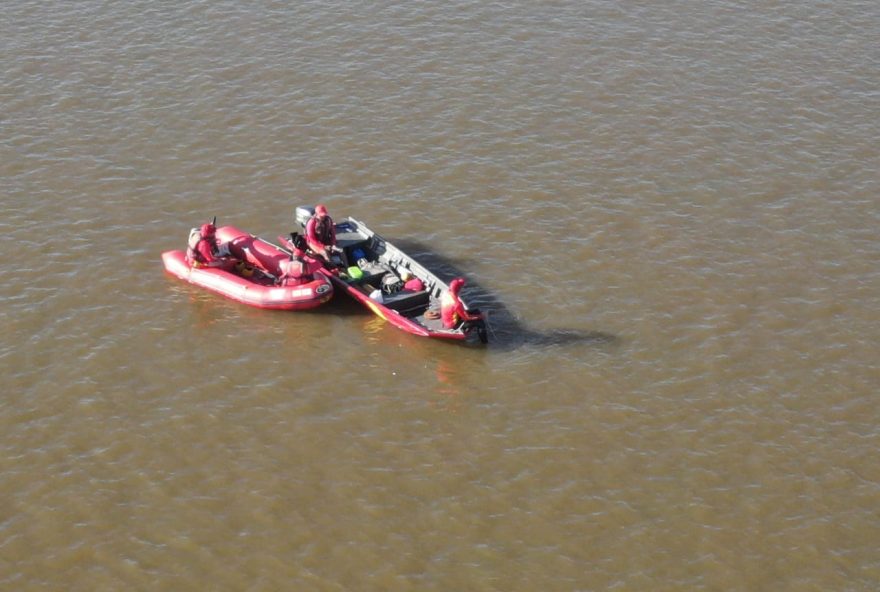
[362,315,388,336]
[429,358,464,413]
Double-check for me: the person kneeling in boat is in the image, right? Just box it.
[185,222,236,271]
[277,242,321,286]
[440,277,484,329]
[305,204,348,269]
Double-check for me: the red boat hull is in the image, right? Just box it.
[162,226,333,310]
[327,275,467,340]
[293,215,487,343]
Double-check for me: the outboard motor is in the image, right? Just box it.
[295,206,315,229]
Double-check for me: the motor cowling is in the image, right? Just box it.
[295,206,315,229]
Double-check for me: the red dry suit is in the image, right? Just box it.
[186,224,221,266]
[305,211,336,252]
[440,278,482,329]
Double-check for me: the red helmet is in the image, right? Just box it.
[200,223,216,236]
[315,204,328,216]
[449,277,465,292]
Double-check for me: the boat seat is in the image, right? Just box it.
[382,289,430,314]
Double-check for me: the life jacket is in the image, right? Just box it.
[313,215,333,245]
[381,273,404,294]
[186,228,207,264]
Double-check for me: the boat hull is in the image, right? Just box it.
[301,216,487,343]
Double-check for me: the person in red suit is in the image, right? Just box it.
[277,241,322,286]
[440,277,483,329]
[305,204,347,268]
[185,222,235,270]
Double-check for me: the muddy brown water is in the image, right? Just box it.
[2,1,878,590]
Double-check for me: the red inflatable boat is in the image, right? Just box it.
[162,225,333,310]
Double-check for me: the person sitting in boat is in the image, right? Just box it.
[185,222,236,270]
[277,242,320,286]
[305,204,348,268]
[440,277,484,329]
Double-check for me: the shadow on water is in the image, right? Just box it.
[162,241,618,350]
[393,239,618,352]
